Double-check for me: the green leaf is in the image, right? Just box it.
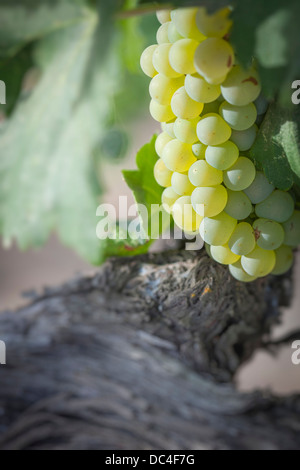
[101,222,151,258]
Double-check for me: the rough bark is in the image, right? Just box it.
[0,250,299,450]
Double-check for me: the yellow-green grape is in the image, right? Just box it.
[155,132,173,157]
[154,159,173,187]
[172,196,203,232]
[169,39,199,75]
[192,142,207,159]
[224,189,253,220]
[229,259,257,283]
[150,100,175,123]
[210,244,240,265]
[223,157,256,191]
[282,211,300,247]
[243,171,274,204]
[194,38,234,83]
[254,94,269,115]
[196,113,232,146]
[230,125,258,151]
[171,172,195,196]
[255,190,294,223]
[156,22,170,44]
[185,73,221,103]
[171,7,206,42]
[162,186,179,214]
[188,160,223,187]
[272,245,294,275]
[149,74,184,105]
[171,86,204,119]
[162,139,196,172]
[241,246,276,278]
[140,45,158,78]
[219,102,257,131]
[156,9,171,24]
[174,117,199,144]
[196,7,232,38]
[168,22,184,43]
[152,44,182,78]
[228,222,256,256]
[200,212,237,246]
[221,65,261,106]
[161,120,176,138]
[253,218,285,251]
[205,141,239,170]
[191,185,228,217]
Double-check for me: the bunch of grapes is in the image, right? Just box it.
[140,6,299,282]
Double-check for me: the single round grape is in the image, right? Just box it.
[185,73,221,103]
[191,185,228,217]
[219,101,257,131]
[150,100,175,123]
[156,22,170,44]
[223,157,256,191]
[172,196,203,232]
[196,7,232,38]
[254,94,269,115]
[162,186,179,214]
[162,139,196,172]
[171,86,204,119]
[156,9,171,24]
[188,160,223,187]
[241,246,276,278]
[155,132,173,157]
[174,117,199,144]
[149,74,184,105]
[283,211,300,247]
[224,190,253,220]
[140,45,158,78]
[253,218,285,251]
[196,113,231,146]
[161,120,176,138]
[228,222,256,256]
[194,38,234,82]
[171,172,195,196]
[230,125,258,151]
[192,142,207,159]
[210,244,240,265]
[229,259,257,283]
[255,190,294,223]
[171,7,206,42]
[154,159,173,187]
[169,38,199,75]
[221,65,261,106]
[200,212,237,246]
[152,44,182,78]
[272,245,294,275]
[168,22,184,43]
[205,141,239,170]
[243,171,274,204]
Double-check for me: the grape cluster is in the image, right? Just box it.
[140,6,299,282]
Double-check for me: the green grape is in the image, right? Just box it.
[152,44,182,78]
[254,94,268,115]
[205,141,239,170]
[255,190,294,223]
[219,102,257,131]
[140,45,158,78]
[156,22,170,44]
[156,9,171,24]
[168,22,184,43]
[253,218,285,251]
[200,212,237,246]
[171,86,204,119]
[221,65,261,106]
[162,186,179,214]
[185,73,221,103]
[150,100,175,123]
[188,160,223,187]
[150,74,184,106]
[196,113,231,146]
[223,157,256,191]
[243,171,274,204]
[174,117,199,144]
[230,125,258,151]
[228,222,256,255]
[229,259,257,283]
[210,244,240,265]
[171,172,195,196]
[224,189,253,220]
[171,7,206,42]
[283,211,300,247]
[155,132,174,157]
[241,246,276,277]
[191,185,228,217]
[272,245,294,275]
[161,120,176,138]
[172,196,203,232]
[162,139,196,172]
[194,38,234,83]
[192,142,207,159]
[154,158,173,187]
[169,39,199,75]
[196,7,232,38]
